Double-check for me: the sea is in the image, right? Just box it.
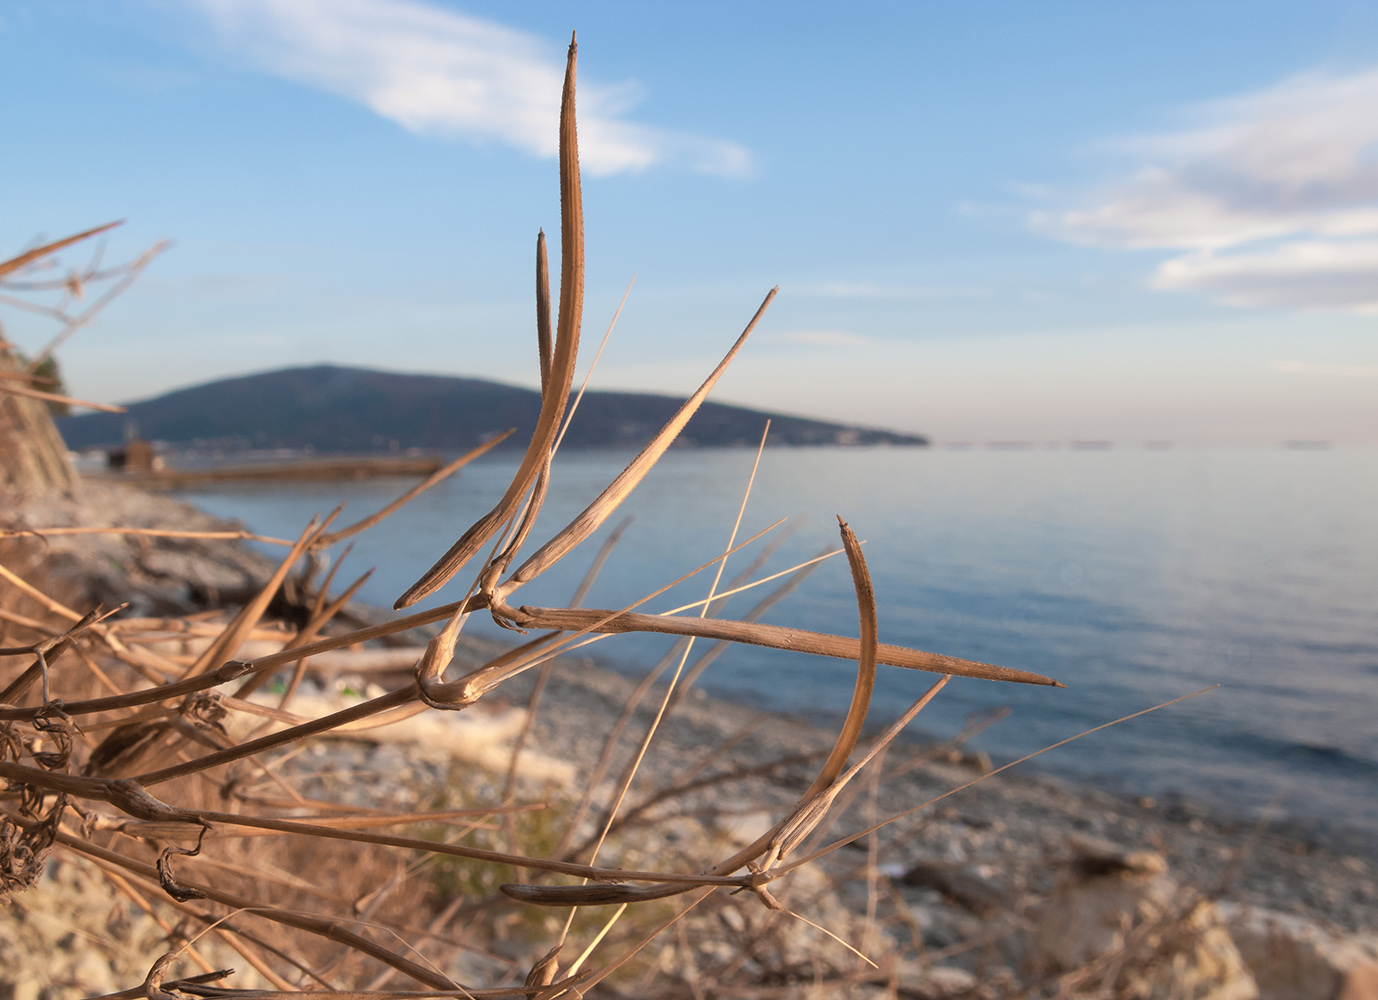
[176,445,1378,851]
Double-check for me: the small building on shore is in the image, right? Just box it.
[106,438,161,472]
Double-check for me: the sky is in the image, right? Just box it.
[2,0,1377,445]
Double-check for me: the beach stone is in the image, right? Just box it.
[0,856,262,995]
[1024,834,1175,973]
[1024,835,1257,999]
[236,684,578,785]
[713,807,776,848]
[1220,903,1378,1000]
[875,959,978,999]
[666,861,885,990]
[138,546,251,592]
[899,860,1009,915]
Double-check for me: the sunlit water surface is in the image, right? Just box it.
[181,447,1378,847]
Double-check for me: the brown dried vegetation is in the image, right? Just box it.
[0,37,1128,999]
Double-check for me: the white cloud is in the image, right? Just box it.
[191,0,752,177]
[771,329,874,347]
[1156,240,1378,311]
[1271,359,1378,377]
[1045,68,1378,312]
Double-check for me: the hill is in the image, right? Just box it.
[57,365,927,452]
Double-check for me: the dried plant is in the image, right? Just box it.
[0,221,166,380]
[0,36,1092,998]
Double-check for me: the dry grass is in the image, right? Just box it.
[0,36,1200,1000]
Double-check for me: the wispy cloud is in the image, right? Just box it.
[1042,68,1378,311]
[771,329,874,347]
[1271,359,1378,378]
[190,0,752,177]
[1157,241,1378,312]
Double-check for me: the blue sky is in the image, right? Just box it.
[2,0,1377,444]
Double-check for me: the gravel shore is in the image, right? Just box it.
[5,478,1375,994]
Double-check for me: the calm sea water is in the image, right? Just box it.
[180,446,1378,846]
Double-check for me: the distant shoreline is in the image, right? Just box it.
[58,363,929,453]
